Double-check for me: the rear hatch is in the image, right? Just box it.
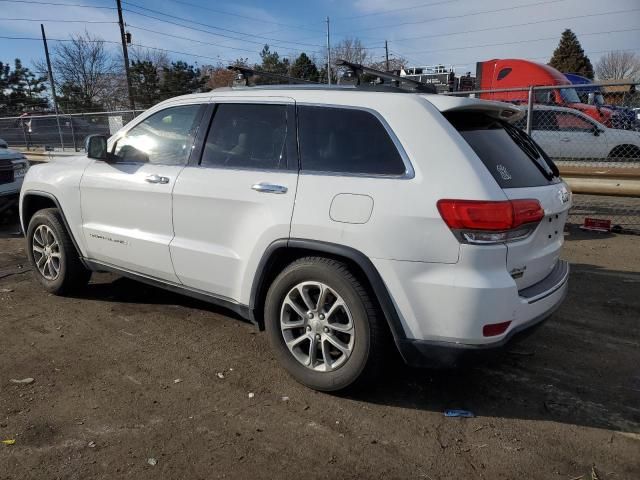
[442,106,570,290]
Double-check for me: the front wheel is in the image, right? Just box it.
[264,257,386,392]
[26,208,91,294]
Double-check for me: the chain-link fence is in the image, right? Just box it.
[0,110,143,152]
[447,81,640,233]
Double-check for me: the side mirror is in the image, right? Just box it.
[592,126,601,137]
[85,135,108,160]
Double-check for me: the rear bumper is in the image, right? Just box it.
[397,284,566,368]
[373,255,570,368]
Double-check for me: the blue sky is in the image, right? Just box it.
[1,0,639,74]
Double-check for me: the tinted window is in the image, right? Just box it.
[445,111,560,188]
[298,106,406,176]
[113,104,202,165]
[497,67,512,81]
[201,103,290,170]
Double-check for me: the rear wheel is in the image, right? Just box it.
[264,257,386,392]
[608,145,640,160]
[26,208,91,294]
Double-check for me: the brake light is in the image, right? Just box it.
[437,199,544,244]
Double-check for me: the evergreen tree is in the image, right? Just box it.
[160,61,207,100]
[254,45,290,84]
[130,60,161,108]
[0,59,48,114]
[290,53,319,82]
[549,29,594,79]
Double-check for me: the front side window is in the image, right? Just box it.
[297,106,406,176]
[201,103,290,170]
[113,104,202,165]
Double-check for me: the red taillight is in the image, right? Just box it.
[437,199,543,231]
[482,321,512,337]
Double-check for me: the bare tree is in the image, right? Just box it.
[48,31,116,111]
[596,51,640,81]
[129,47,170,72]
[332,38,368,67]
[368,55,408,73]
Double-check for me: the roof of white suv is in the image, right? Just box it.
[156,87,524,120]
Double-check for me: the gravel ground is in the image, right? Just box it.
[0,215,639,479]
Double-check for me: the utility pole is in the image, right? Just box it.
[326,16,331,85]
[385,40,389,72]
[116,0,135,111]
[40,24,65,151]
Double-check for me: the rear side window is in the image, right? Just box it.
[297,106,406,176]
[201,103,290,170]
[445,111,560,188]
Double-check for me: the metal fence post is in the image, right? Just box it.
[69,117,77,151]
[526,86,534,135]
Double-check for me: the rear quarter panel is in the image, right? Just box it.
[290,95,507,263]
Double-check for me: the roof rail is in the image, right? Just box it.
[335,60,437,94]
[227,65,319,86]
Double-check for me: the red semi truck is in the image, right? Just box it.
[475,59,614,127]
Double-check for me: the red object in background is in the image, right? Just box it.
[475,58,614,127]
[581,217,612,232]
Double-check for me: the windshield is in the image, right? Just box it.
[444,111,560,188]
[560,87,581,104]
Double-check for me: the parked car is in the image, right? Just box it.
[0,145,29,215]
[476,59,616,127]
[514,105,640,161]
[563,73,639,131]
[20,88,571,391]
[0,114,108,150]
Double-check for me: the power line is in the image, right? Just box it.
[0,0,116,9]
[122,1,323,48]
[166,0,324,32]
[335,0,569,34]
[392,7,640,43]
[124,9,322,54]
[344,0,462,20]
[0,17,117,23]
[401,27,640,56]
[127,24,259,54]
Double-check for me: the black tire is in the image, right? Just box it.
[264,257,386,392]
[608,145,640,160]
[26,208,91,295]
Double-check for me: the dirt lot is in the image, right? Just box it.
[1,211,639,479]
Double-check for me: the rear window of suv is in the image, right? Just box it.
[445,111,560,188]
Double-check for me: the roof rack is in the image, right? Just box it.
[225,60,437,94]
[335,60,437,94]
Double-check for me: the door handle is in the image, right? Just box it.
[560,137,571,142]
[145,174,170,184]
[251,183,288,194]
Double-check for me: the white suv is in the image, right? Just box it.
[20,87,571,391]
